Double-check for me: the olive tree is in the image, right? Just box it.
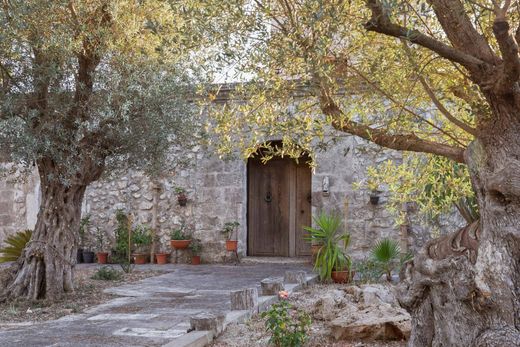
[0,1,205,301]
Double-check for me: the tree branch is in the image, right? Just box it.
[401,42,478,136]
[364,0,488,72]
[317,87,466,163]
[427,0,497,64]
[491,2,520,93]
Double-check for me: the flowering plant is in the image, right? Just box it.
[261,293,311,347]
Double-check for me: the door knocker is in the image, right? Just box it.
[264,191,272,203]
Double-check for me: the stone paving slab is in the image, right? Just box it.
[0,262,312,347]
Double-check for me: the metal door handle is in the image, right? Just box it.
[264,192,272,203]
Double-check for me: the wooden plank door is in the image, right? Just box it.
[248,155,312,257]
[248,157,290,256]
[295,163,312,256]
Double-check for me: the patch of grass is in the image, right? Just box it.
[91,266,122,281]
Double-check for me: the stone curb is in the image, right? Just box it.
[162,330,214,347]
[161,273,318,347]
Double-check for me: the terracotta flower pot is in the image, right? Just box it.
[331,270,353,284]
[170,239,191,249]
[133,253,147,265]
[96,252,108,264]
[191,255,201,265]
[155,253,169,265]
[225,240,238,251]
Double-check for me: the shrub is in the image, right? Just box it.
[91,266,122,281]
[353,258,381,284]
[114,209,130,258]
[132,225,152,247]
[370,238,413,282]
[261,300,311,347]
[189,239,202,255]
[304,211,351,281]
[79,215,91,250]
[0,230,32,263]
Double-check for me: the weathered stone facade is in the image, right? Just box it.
[0,167,39,245]
[0,134,457,262]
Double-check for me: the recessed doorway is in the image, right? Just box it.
[247,152,311,257]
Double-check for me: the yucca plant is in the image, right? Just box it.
[304,212,351,281]
[370,238,413,282]
[0,229,32,263]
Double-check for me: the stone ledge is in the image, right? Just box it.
[161,330,214,347]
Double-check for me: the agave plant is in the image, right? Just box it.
[370,238,413,282]
[0,229,32,263]
[304,211,351,281]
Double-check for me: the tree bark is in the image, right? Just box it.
[398,97,520,346]
[1,158,103,301]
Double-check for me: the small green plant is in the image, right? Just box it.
[221,221,240,240]
[261,300,311,347]
[170,223,190,240]
[370,238,413,281]
[95,227,108,252]
[174,186,186,194]
[114,210,130,254]
[189,239,202,255]
[91,266,122,281]
[79,215,91,250]
[353,258,381,283]
[132,225,152,246]
[304,211,351,281]
[0,229,32,263]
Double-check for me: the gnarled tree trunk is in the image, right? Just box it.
[2,158,103,301]
[399,99,520,346]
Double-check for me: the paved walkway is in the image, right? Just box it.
[0,263,313,347]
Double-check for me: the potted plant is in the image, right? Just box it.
[175,187,188,206]
[79,215,95,263]
[221,221,239,251]
[132,225,152,264]
[304,211,352,283]
[331,252,352,284]
[189,239,202,265]
[170,224,191,249]
[154,236,170,265]
[155,250,169,265]
[95,227,109,264]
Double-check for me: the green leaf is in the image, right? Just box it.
[0,230,32,263]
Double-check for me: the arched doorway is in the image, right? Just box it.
[247,148,312,257]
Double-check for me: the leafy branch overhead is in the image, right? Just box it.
[197,0,515,218]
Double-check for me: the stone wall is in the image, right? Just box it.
[0,134,453,262]
[0,167,39,246]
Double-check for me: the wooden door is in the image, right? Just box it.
[248,156,311,257]
[295,163,312,256]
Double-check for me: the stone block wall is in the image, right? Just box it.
[0,167,39,246]
[0,134,455,262]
